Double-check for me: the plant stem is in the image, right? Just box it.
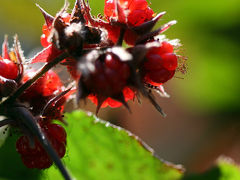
[8,106,72,180]
[0,119,14,128]
[2,52,68,105]
[116,28,125,46]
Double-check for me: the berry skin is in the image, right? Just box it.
[81,52,135,108]
[143,41,178,84]
[0,59,18,80]
[161,53,178,71]
[146,69,175,84]
[46,124,67,144]
[147,41,174,55]
[16,122,67,169]
[84,53,130,97]
[104,0,154,44]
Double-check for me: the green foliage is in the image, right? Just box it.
[0,110,183,180]
[45,111,183,180]
[0,132,41,180]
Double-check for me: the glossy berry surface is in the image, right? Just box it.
[104,0,154,44]
[84,53,130,96]
[0,59,18,80]
[143,41,178,84]
[104,0,154,26]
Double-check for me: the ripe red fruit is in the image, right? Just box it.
[143,41,178,84]
[16,121,67,169]
[147,41,174,55]
[46,124,67,143]
[0,58,18,80]
[146,69,175,84]
[104,0,153,26]
[104,0,154,44]
[84,53,130,96]
[161,53,178,71]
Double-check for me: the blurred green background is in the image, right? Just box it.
[0,0,240,174]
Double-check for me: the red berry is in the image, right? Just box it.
[147,69,175,84]
[128,9,149,26]
[128,0,148,11]
[35,155,53,169]
[143,41,177,84]
[84,53,130,96]
[46,124,66,143]
[16,136,43,156]
[16,121,67,169]
[144,54,163,71]
[161,53,178,71]
[0,59,18,80]
[147,41,174,56]
[158,41,174,55]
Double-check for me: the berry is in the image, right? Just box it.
[104,0,154,44]
[84,53,130,96]
[146,68,175,84]
[161,53,178,71]
[143,41,178,84]
[79,52,135,109]
[147,41,174,55]
[0,59,18,80]
[16,121,67,169]
[46,124,66,143]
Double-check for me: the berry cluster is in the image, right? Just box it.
[16,121,66,169]
[0,37,69,169]
[0,0,185,179]
[31,0,183,115]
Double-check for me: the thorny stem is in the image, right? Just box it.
[116,28,125,46]
[8,106,72,180]
[1,52,69,105]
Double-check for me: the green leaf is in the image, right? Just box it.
[0,132,41,180]
[45,110,183,180]
[182,157,240,180]
[0,124,9,148]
